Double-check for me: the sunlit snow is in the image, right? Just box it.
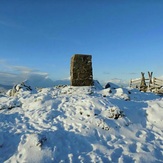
[0,81,163,163]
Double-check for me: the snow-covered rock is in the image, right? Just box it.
[7,80,36,97]
[93,80,103,90]
[105,82,119,89]
[114,88,130,101]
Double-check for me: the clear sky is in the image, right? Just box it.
[0,0,163,85]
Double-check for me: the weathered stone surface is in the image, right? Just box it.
[70,54,93,86]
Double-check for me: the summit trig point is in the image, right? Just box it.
[70,54,93,86]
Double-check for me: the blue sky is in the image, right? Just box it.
[0,0,163,85]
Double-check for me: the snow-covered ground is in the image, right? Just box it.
[0,81,163,163]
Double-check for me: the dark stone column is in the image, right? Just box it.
[70,54,93,86]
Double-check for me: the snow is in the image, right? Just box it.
[0,81,163,163]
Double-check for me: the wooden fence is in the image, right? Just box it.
[150,78,163,94]
[129,78,141,88]
[130,72,163,94]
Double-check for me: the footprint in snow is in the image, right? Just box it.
[128,143,137,153]
[110,147,123,162]
[119,154,135,163]
[135,130,147,138]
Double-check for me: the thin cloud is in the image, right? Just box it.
[1,64,32,74]
[0,70,49,86]
[0,59,6,64]
[0,61,49,85]
[0,71,17,77]
[0,71,23,85]
[11,66,33,73]
[129,72,138,75]
[1,63,48,76]
[103,72,110,75]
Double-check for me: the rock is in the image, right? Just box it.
[7,80,36,96]
[115,88,130,101]
[105,82,119,89]
[93,80,103,90]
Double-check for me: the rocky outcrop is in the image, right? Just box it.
[70,54,93,86]
[7,81,36,96]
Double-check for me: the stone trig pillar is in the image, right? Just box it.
[70,54,93,86]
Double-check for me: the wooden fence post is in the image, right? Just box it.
[148,71,153,90]
[140,72,147,92]
[148,71,153,85]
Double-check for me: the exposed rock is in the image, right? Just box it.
[93,80,103,90]
[7,80,36,96]
[105,82,119,89]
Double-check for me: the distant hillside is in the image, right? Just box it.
[0,84,13,90]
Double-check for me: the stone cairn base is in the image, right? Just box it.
[70,54,93,86]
